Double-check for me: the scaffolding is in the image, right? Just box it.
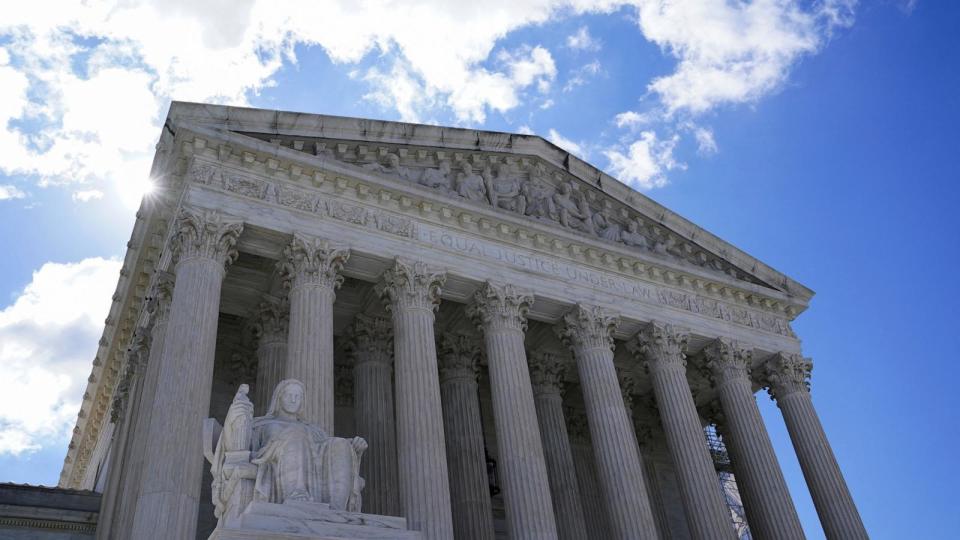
[705,425,752,540]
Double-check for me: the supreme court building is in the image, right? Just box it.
[57,102,867,539]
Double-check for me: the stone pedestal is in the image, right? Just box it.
[280,232,349,433]
[469,282,558,540]
[704,339,804,540]
[437,333,496,540]
[377,259,454,539]
[130,207,243,540]
[528,352,588,540]
[345,314,400,517]
[765,353,868,540]
[635,322,736,540]
[557,305,657,540]
[207,500,422,540]
[251,295,289,416]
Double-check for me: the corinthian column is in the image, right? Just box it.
[557,305,657,539]
[764,353,867,539]
[377,259,453,539]
[344,314,400,516]
[279,232,349,433]
[112,275,173,536]
[565,406,611,538]
[130,207,243,540]
[468,282,557,539]
[250,295,289,415]
[634,323,735,540]
[528,352,588,540]
[703,339,804,540]
[437,333,496,540]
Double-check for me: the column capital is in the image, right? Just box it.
[763,352,812,400]
[564,405,590,443]
[467,281,534,332]
[146,272,174,326]
[703,338,753,386]
[110,326,151,424]
[437,333,479,382]
[632,402,663,449]
[344,314,393,367]
[528,351,566,396]
[377,258,446,312]
[617,367,640,412]
[279,232,350,291]
[633,321,689,373]
[335,363,353,407]
[171,206,244,268]
[556,304,620,352]
[250,294,289,346]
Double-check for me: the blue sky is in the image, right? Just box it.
[0,1,956,538]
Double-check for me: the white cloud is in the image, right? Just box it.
[634,0,856,115]
[516,125,535,135]
[0,0,854,200]
[604,130,682,190]
[693,125,718,155]
[0,257,121,455]
[564,60,602,92]
[72,189,105,203]
[547,128,586,158]
[614,110,654,129]
[0,185,27,200]
[567,26,602,51]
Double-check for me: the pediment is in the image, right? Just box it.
[168,102,813,309]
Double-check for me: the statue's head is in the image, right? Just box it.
[266,379,306,419]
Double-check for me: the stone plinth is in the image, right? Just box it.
[207,501,422,540]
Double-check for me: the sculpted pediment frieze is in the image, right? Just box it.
[238,132,768,289]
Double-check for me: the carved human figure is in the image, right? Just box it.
[364,153,411,181]
[621,219,649,249]
[592,205,622,242]
[420,160,453,192]
[526,181,557,220]
[484,163,527,214]
[206,380,368,524]
[553,182,594,234]
[456,162,487,201]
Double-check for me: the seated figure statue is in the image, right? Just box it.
[203,380,368,529]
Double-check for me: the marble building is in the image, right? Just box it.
[57,102,867,539]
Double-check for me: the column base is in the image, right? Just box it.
[208,501,422,540]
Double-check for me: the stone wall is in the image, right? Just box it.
[0,483,99,539]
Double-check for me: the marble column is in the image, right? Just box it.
[528,352,588,540]
[468,282,557,539]
[764,353,868,540]
[632,409,675,540]
[114,276,172,536]
[618,372,670,540]
[557,305,657,539]
[377,259,454,539]
[345,314,400,516]
[565,406,611,538]
[130,207,243,539]
[703,339,804,540]
[334,363,355,436]
[96,325,151,540]
[634,322,736,540]
[251,294,289,416]
[437,333,496,540]
[279,232,349,433]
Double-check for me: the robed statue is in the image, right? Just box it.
[203,380,368,529]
